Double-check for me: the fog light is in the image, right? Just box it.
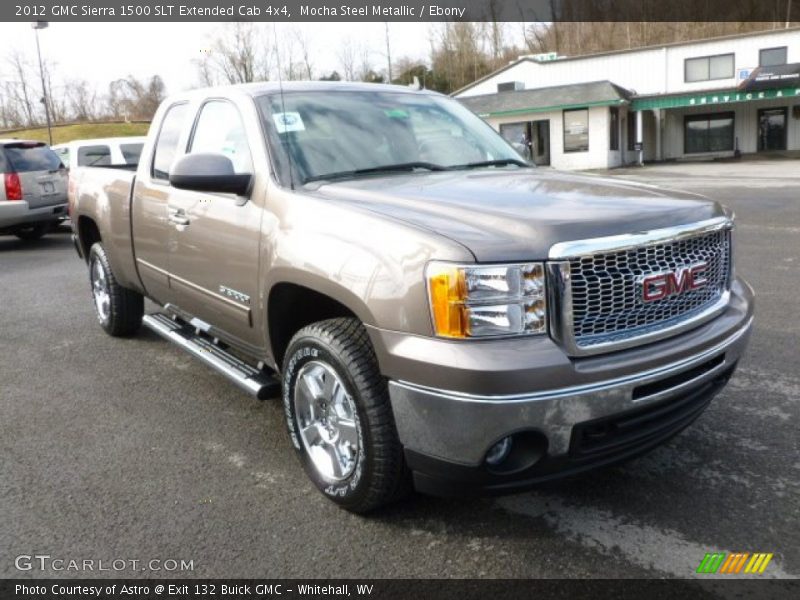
[485,437,513,466]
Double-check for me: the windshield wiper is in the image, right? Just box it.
[449,158,530,170]
[303,162,448,184]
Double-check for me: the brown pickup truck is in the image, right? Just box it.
[70,82,754,513]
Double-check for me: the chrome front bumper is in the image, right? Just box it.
[388,311,753,468]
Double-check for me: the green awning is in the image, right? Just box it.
[632,87,800,111]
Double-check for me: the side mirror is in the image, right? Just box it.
[169,153,252,196]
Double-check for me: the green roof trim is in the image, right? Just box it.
[479,98,627,118]
[632,87,800,110]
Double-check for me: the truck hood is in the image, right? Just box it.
[309,168,726,261]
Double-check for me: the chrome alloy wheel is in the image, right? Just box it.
[293,361,360,481]
[90,257,111,324]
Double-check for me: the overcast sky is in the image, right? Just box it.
[0,22,443,94]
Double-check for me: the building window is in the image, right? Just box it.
[684,112,735,154]
[497,81,524,92]
[760,47,787,67]
[684,54,734,83]
[563,108,589,153]
[609,107,620,151]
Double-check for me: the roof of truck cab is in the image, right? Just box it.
[174,81,442,99]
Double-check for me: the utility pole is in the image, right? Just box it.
[787,0,793,28]
[31,21,52,145]
[384,22,393,83]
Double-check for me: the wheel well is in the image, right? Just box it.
[77,216,101,261]
[268,283,358,370]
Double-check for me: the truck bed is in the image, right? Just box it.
[70,166,140,292]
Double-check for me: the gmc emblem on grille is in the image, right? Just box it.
[640,263,708,303]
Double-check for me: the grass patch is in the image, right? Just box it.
[1,122,150,145]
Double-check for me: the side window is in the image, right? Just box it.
[152,103,188,180]
[189,101,253,173]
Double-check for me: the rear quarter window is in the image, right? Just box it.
[77,145,112,166]
[3,144,64,172]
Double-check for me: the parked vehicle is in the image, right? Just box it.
[0,139,68,240]
[69,83,754,513]
[52,136,146,169]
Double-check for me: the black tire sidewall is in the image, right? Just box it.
[282,336,373,508]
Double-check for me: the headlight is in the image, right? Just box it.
[426,261,547,338]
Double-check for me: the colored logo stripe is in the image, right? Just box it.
[745,553,773,574]
[697,553,726,573]
[719,553,749,574]
[697,552,773,574]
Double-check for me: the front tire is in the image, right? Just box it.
[282,318,410,513]
[88,242,144,337]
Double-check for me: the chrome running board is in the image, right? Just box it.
[142,313,280,400]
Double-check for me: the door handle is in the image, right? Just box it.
[167,207,190,227]
[169,214,190,226]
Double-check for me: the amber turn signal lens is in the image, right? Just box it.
[428,266,467,338]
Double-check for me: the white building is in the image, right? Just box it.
[454,28,800,170]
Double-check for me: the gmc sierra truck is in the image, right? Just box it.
[70,82,754,513]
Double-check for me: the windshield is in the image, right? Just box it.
[256,90,528,186]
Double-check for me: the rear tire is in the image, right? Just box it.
[282,317,410,513]
[14,223,49,241]
[88,242,143,337]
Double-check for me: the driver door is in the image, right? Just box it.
[166,100,263,347]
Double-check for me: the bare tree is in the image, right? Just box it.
[65,79,98,121]
[294,28,314,79]
[105,75,166,121]
[43,60,67,124]
[196,23,271,86]
[6,50,37,126]
[337,39,358,81]
[357,45,375,82]
[486,1,506,62]
[276,28,303,81]
[195,51,217,87]
[0,81,25,129]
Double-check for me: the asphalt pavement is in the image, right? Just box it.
[1,161,798,580]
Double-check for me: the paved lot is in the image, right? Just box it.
[1,161,798,580]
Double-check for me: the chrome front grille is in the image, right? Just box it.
[548,218,734,356]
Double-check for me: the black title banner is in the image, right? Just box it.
[4,0,798,22]
[2,579,799,600]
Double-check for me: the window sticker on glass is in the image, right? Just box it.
[273,112,305,133]
[384,108,409,119]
